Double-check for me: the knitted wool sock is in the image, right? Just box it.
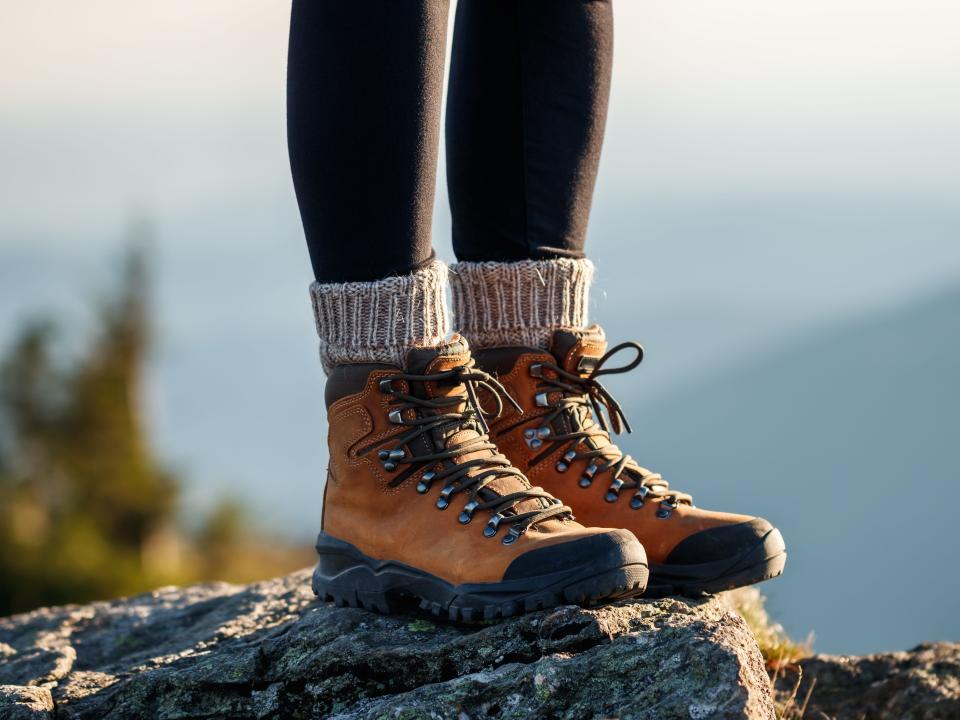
[449,258,595,350]
[309,259,451,374]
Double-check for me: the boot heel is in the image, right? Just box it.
[312,532,399,613]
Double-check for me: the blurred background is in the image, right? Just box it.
[1,1,957,654]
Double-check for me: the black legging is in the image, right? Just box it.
[287,0,612,284]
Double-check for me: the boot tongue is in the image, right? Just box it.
[404,334,491,471]
[404,334,474,424]
[549,325,607,377]
[549,326,617,454]
[406,336,548,515]
[405,334,472,376]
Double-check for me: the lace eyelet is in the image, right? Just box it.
[604,477,624,503]
[416,470,435,494]
[529,363,544,378]
[655,499,676,519]
[502,526,524,545]
[378,447,404,472]
[579,463,598,487]
[458,500,479,524]
[534,392,551,407]
[388,408,403,424]
[630,486,649,509]
[378,378,395,394]
[557,449,577,472]
[524,426,550,449]
[483,514,503,537]
[436,485,455,510]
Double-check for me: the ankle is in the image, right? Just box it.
[449,258,594,350]
[309,259,450,374]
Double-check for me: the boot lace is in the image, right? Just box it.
[526,341,693,518]
[376,362,572,544]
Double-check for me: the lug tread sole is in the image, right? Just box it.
[316,565,649,621]
[312,535,649,621]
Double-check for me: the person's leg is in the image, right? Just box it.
[287,0,648,614]
[446,0,612,264]
[445,0,612,349]
[288,0,450,370]
[288,0,445,285]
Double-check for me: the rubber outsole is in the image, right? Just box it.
[646,527,787,597]
[312,532,649,621]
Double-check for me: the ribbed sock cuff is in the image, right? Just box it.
[449,258,594,350]
[309,259,451,374]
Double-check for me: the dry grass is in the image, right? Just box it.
[718,587,822,719]
[719,587,813,668]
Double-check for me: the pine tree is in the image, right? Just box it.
[0,247,178,613]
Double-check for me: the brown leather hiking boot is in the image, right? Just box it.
[314,335,648,619]
[473,327,786,597]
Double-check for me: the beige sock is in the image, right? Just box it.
[449,258,595,350]
[309,259,451,374]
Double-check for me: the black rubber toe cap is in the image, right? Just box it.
[503,529,646,581]
[665,518,778,566]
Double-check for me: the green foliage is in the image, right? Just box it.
[0,245,311,615]
[0,248,177,613]
[406,619,436,633]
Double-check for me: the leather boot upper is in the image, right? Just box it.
[474,327,762,565]
[321,335,621,585]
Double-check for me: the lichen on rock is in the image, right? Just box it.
[0,570,776,719]
[0,570,954,719]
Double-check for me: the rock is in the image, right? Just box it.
[0,685,54,719]
[0,570,775,719]
[774,641,960,720]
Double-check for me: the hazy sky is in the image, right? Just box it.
[2,0,959,237]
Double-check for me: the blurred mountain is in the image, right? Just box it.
[616,280,960,654]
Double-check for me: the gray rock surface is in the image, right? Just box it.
[0,685,54,720]
[4,570,955,719]
[0,570,775,719]
[775,641,960,720]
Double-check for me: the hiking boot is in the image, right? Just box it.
[314,335,649,619]
[473,327,786,596]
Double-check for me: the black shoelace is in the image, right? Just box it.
[528,341,693,516]
[375,363,572,544]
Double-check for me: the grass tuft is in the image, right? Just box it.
[719,587,812,668]
[719,588,818,718]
